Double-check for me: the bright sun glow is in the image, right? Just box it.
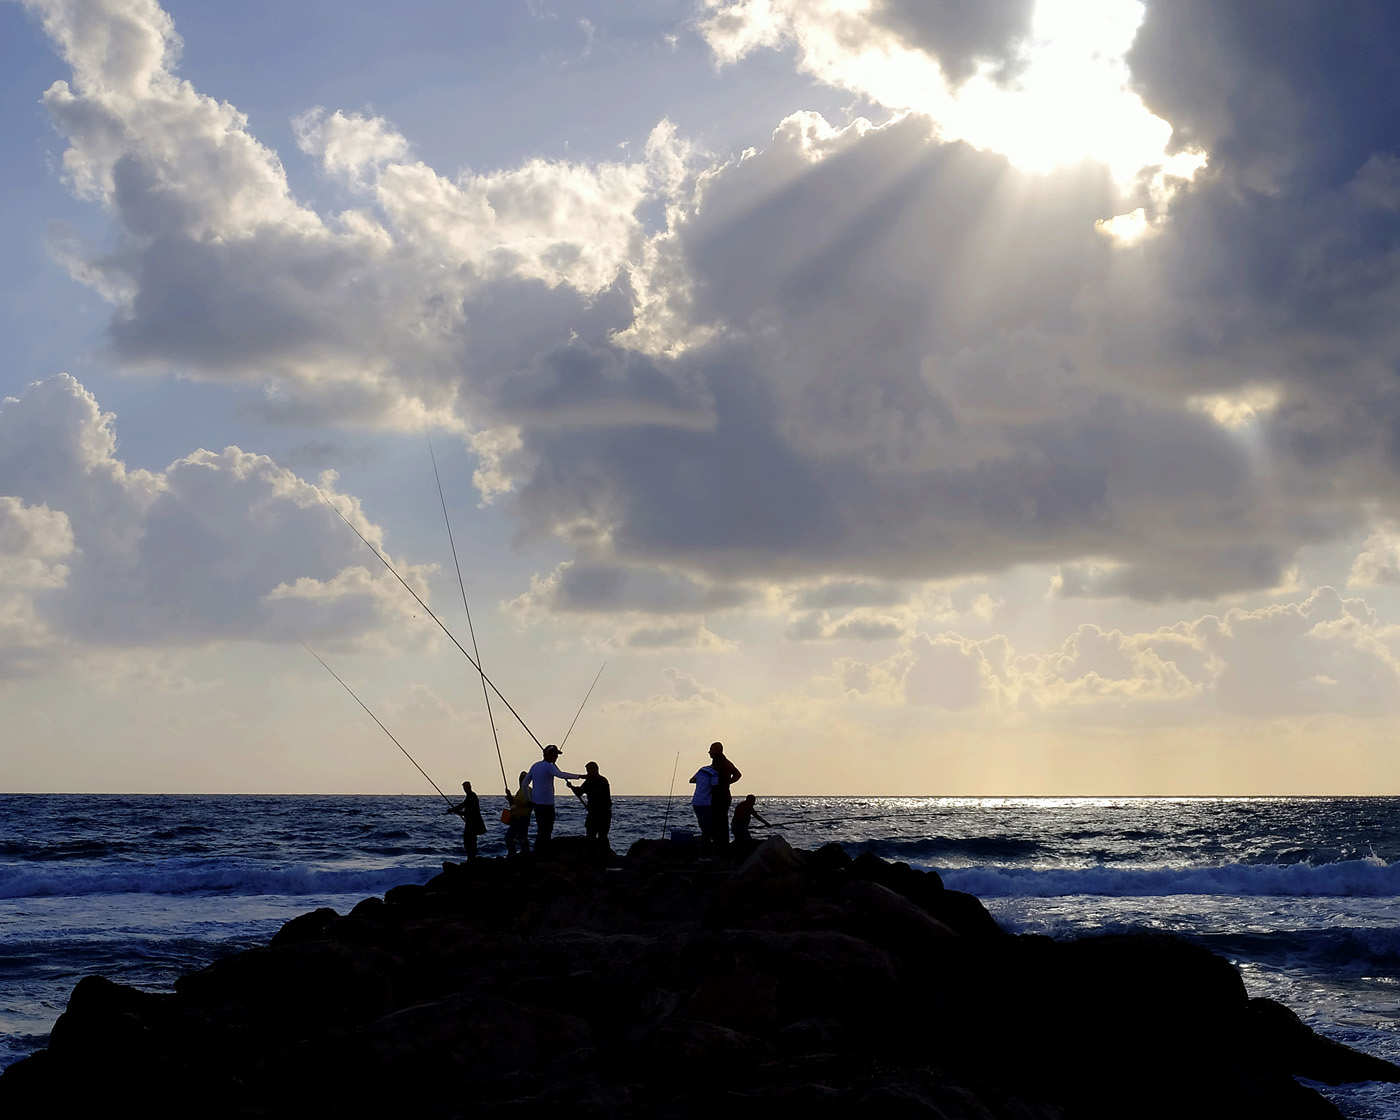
[710,0,1206,189]
[1188,386,1282,430]
[945,0,1172,182]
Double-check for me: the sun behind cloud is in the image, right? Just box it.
[703,0,1202,185]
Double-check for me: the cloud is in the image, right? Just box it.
[702,0,1034,88]
[0,497,73,589]
[599,666,729,727]
[700,0,1181,181]
[292,108,410,188]
[868,0,1035,85]
[659,666,722,704]
[25,0,687,432]
[1107,0,1400,526]
[510,109,1318,598]
[509,559,757,616]
[790,579,910,610]
[0,496,74,675]
[891,585,1400,718]
[828,653,905,701]
[0,374,435,670]
[1350,528,1400,587]
[26,0,1400,615]
[609,619,734,652]
[786,610,906,642]
[903,633,990,709]
[698,0,1032,86]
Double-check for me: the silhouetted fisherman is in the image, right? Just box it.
[707,741,741,854]
[571,761,612,852]
[731,793,771,851]
[448,780,487,860]
[505,770,532,858]
[528,745,583,851]
[690,758,721,858]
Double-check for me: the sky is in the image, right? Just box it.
[4,0,1400,796]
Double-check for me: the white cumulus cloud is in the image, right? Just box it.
[0,374,436,671]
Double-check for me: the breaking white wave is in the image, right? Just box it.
[0,860,436,900]
[938,857,1400,899]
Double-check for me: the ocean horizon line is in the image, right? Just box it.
[4,791,1400,800]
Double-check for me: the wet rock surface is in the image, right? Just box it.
[3,836,1395,1118]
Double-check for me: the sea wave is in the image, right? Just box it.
[938,858,1400,899]
[0,861,437,900]
[847,836,1047,861]
[1199,924,1400,969]
[0,840,141,861]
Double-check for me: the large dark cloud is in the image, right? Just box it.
[494,336,714,432]
[500,111,1319,596]
[1114,0,1400,518]
[510,559,758,615]
[871,0,1034,85]
[1131,1,1400,192]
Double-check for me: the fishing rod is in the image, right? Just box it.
[760,813,887,828]
[550,663,607,815]
[322,496,546,752]
[660,751,680,839]
[559,662,606,751]
[427,433,508,792]
[290,630,455,808]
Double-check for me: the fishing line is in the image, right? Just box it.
[559,662,606,750]
[660,751,680,839]
[290,630,455,808]
[427,433,508,792]
[322,496,545,751]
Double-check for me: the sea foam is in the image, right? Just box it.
[938,858,1400,898]
[0,861,436,900]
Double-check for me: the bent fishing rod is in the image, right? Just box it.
[323,496,546,753]
[553,663,608,810]
[559,662,606,751]
[427,433,508,792]
[660,751,680,839]
[290,630,455,808]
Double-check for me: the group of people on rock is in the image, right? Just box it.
[688,740,767,857]
[448,743,611,860]
[448,738,770,860]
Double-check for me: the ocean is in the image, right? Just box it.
[2,794,1398,1116]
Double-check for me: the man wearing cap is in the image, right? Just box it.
[527,745,584,851]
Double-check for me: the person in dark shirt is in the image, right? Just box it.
[448,780,487,860]
[707,742,741,854]
[731,793,771,851]
[573,761,612,852]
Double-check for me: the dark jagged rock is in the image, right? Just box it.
[3,837,1394,1119]
[269,905,340,947]
[250,992,595,1111]
[1246,997,1400,1086]
[174,940,403,1037]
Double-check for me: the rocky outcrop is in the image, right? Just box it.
[2,835,1395,1118]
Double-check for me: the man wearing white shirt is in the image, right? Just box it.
[690,760,720,858]
[528,745,584,850]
